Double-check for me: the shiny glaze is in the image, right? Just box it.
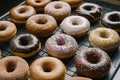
[101,11,120,29]
[75,48,111,78]
[10,33,39,53]
[76,3,102,22]
[45,33,78,59]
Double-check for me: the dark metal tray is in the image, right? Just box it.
[0,0,120,80]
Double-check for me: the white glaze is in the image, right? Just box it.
[60,16,90,37]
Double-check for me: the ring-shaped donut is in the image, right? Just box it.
[10,33,41,58]
[100,11,120,32]
[30,57,66,80]
[75,48,112,78]
[60,16,90,37]
[45,33,78,59]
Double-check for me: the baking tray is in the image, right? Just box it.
[0,0,120,80]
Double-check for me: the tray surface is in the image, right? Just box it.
[0,0,120,80]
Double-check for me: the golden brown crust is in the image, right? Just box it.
[60,0,83,8]
[89,28,120,52]
[68,77,92,80]
[0,21,17,42]
[0,56,29,80]
[26,14,57,37]
[9,5,36,24]
[30,57,66,80]
[26,0,51,11]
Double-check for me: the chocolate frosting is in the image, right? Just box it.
[101,11,120,29]
[76,3,102,22]
[10,33,39,54]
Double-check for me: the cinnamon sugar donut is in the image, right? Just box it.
[44,1,71,21]
[59,0,83,8]
[9,5,36,24]
[75,48,112,78]
[45,33,78,59]
[26,14,57,37]
[60,16,90,37]
[30,57,66,80]
[76,3,102,23]
[0,56,29,80]
[89,28,120,52]
[0,21,17,43]
[26,0,51,11]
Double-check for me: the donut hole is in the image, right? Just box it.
[72,22,78,25]
[19,36,32,46]
[86,52,101,64]
[84,6,95,11]
[55,4,62,9]
[36,19,47,24]
[56,37,65,46]
[100,31,109,38]
[0,25,6,31]
[6,61,16,72]
[19,8,26,14]
[35,0,41,3]
[42,62,54,72]
[109,14,120,22]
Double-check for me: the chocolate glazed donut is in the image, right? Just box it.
[10,33,41,58]
[76,3,102,23]
[100,11,120,32]
[75,48,112,78]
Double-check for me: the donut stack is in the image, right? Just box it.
[0,0,119,80]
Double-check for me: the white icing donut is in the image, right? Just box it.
[60,16,90,37]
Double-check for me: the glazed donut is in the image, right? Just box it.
[0,56,29,80]
[44,1,71,21]
[26,0,51,11]
[100,11,120,32]
[26,14,57,37]
[0,21,17,43]
[68,77,92,80]
[59,0,82,8]
[10,33,41,58]
[76,3,102,23]
[60,16,90,37]
[30,57,66,80]
[89,28,120,52]
[9,5,36,24]
[45,33,78,59]
[75,48,112,78]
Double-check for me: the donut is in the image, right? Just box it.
[100,11,120,32]
[59,0,82,8]
[10,33,41,58]
[75,48,112,78]
[44,1,71,21]
[89,28,120,52]
[26,14,57,37]
[26,0,51,11]
[76,3,102,23]
[9,5,36,24]
[68,77,92,80]
[0,56,29,80]
[60,16,90,37]
[0,21,17,43]
[30,57,66,80]
[45,33,78,59]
